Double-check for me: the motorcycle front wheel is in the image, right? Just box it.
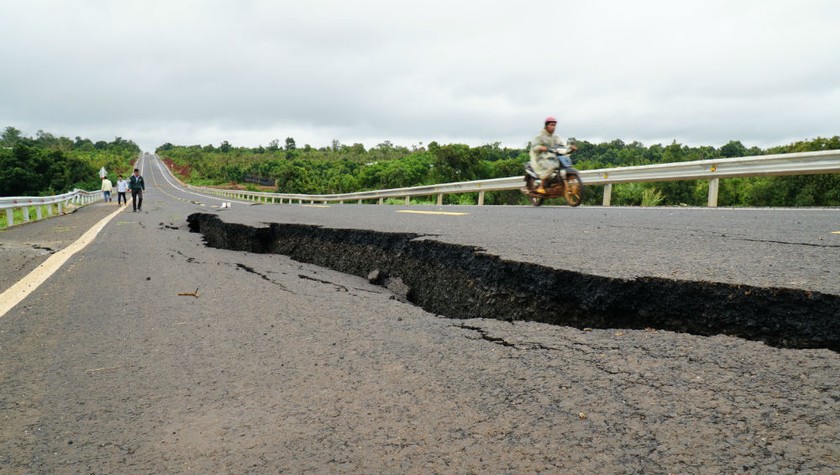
[563,173,584,207]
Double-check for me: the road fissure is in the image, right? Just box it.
[187,212,839,352]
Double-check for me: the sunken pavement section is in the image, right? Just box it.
[187,213,839,353]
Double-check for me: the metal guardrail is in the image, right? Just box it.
[0,189,103,228]
[182,150,840,207]
[189,150,840,207]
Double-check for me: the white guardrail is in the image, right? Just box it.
[187,150,840,208]
[0,189,102,228]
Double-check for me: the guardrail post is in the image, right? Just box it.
[36,206,43,221]
[478,191,485,206]
[23,206,30,223]
[437,194,443,206]
[5,209,13,227]
[47,204,53,217]
[357,199,363,204]
[707,178,719,207]
[603,184,612,206]
[58,202,63,214]
[405,196,410,205]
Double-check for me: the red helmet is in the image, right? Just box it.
[544,116,557,124]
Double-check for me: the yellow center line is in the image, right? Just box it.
[832,231,840,234]
[0,205,126,318]
[300,204,331,208]
[397,210,469,216]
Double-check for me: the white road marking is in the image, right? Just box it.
[0,205,126,318]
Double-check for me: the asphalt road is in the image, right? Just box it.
[0,154,838,473]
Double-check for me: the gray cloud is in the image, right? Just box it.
[1,0,838,152]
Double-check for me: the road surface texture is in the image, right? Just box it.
[1,154,838,474]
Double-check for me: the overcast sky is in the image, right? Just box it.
[1,0,839,152]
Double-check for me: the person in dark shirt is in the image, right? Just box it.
[128,168,145,212]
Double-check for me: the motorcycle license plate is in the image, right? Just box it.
[558,155,572,168]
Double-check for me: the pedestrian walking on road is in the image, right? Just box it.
[129,168,145,212]
[116,175,128,206]
[101,176,113,202]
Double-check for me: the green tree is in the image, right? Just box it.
[720,140,747,158]
[2,126,23,146]
[428,142,481,183]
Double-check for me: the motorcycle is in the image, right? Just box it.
[521,148,585,207]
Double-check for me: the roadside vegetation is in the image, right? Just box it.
[157,135,840,207]
[0,126,140,196]
[2,124,837,207]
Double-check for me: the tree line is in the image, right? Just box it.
[0,126,140,196]
[2,124,836,206]
[157,135,840,207]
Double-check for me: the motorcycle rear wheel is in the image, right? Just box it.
[564,173,584,207]
[524,175,544,206]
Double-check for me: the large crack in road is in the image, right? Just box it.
[187,212,839,352]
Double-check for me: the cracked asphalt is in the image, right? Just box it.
[0,156,838,473]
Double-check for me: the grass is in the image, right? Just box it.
[0,204,62,229]
[383,197,439,205]
[641,188,666,207]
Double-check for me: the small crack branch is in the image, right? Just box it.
[737,238,839,248]
[459,323,519,348]
[298,274,349,292]
[236,263,289,291]
[458,323,569,352]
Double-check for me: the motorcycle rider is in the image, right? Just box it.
[529,116,577,194]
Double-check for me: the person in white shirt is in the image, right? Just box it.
[115,175,129,206]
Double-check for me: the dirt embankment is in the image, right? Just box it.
[157,157,275,191]
[159,157,192,181]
